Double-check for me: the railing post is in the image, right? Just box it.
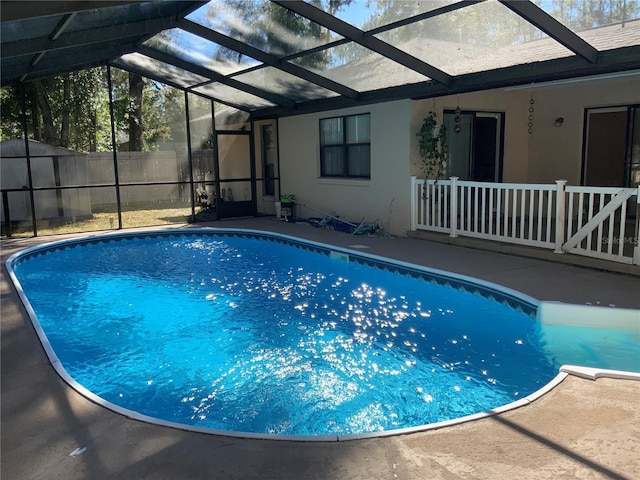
[450,176,458,238]
[410,176,417,231]
[554,179,567,253]
[633,185,640,265]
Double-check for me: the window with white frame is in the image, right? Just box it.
[320,113,371,178]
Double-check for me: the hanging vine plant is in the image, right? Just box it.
[416,110,448,181]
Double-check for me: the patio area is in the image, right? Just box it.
[2,217,639,479]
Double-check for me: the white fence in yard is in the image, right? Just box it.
[411,176,640,265]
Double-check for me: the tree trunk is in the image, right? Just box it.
[29,85,42,142]
[60,75,70,147]
[90,110,97,152]
[34,80,56,145]
[128,72,144,151]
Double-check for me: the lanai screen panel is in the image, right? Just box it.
[538,1,640,51]
[63,2,186,32]
[115,53,210,89]
[289,43,427,91]
[145,28,262,76]
[193,83,277,111]
[372,1,573,75]
[186,0,344,56]
[232,67,339,102]
[0,16,61,43]
[180,0,352,108]
[323,0,460,30]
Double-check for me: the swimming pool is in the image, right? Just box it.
[7,228,640,440]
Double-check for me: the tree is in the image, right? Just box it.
[0,66,186,153]
[355,0,544,49]
[0,86,23,141]
[202,0,353,68]
[548,0,638,29]
[108,67,187,152]
[128,72,145,151]
[33,79,57,144]
[1,68,112,152]
[60,75,71,147]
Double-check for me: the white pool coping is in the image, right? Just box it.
[538,301,640,330]
[6,227,640,442]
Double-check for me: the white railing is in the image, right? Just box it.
[411,176,640,265]
[563,185,640,264]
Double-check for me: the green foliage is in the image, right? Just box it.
[416,110,448,180]
[548,0,638,29]
[135,79,187,149]
[0,68,112,152]
[365,0,636,48]
[206,0,352,68]
[67,69,112,152]
[1,66,188,153]
[0,86,23,141]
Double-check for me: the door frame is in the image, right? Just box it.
[215,128,256,219]
[581,104,639,188]
[443,109,505,182]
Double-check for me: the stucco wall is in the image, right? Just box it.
[279,100,411,236]
[410,90,531,183]
[411,76,640,185]
[279,77,638,236]
[525,76,640,184]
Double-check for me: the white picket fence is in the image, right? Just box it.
[410,176,640,265]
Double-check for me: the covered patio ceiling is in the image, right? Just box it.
[2,0,640,119]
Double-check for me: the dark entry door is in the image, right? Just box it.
[584,105,640,189]
[584,108,628,187]
[444,111,503,182]
[216,132,255,218]
[472,116,499,181]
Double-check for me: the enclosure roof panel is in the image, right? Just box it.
[114,53,212,88]
[186,0,345,56]
[2,0,640,118]
[144,28,262,76]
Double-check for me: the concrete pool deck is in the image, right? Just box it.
[2,217,639,479]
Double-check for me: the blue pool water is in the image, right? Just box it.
[8,230,638,437]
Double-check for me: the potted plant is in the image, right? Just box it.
[416,110,448,181]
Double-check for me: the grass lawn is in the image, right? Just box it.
[4,207,197,237]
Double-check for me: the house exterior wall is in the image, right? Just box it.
[411,90,532,184]
[279,100,411,236]
[525,76,640,184]
[411,77,640,185]
[280,77,638,237]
